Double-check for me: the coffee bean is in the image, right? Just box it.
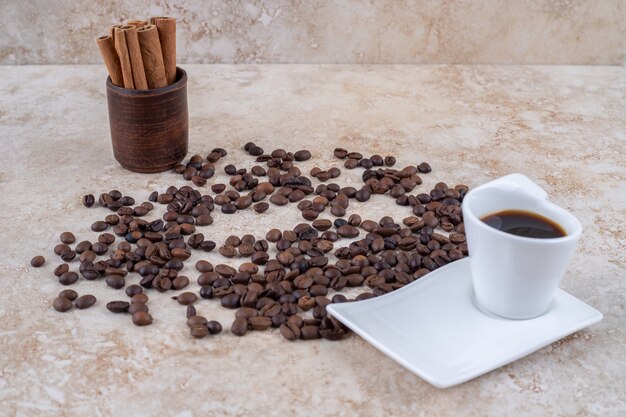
[105,275,125,289]
[190,324,209,338]
[30,255,45,267]
[249,316,272,330]
[131,293,149,304]
[417,162,432,173]
[187,316,207,328]
[301,325,321,340]
[249,145,264,156]
[269,194,289,206]
[196,214,214,226]
[59,271,79,285]
[129,302,149,314]
[207,320,222,334]
[334,148,348,159]
[53,296,73,312]
[132,311,153,326]
[83,194,95,207]
[177,292,198,305]
[337,225,359,238]
[191,283,211,300]
[107,300,130,313]
[56,290,76,302]
[221,293,241,309]
[231,317,248,336]
[124,285,142,298]
[59,249,76,262]
[75,294,96,309]
[172,276,190,290]
[91,221,108,232]
[195,260,213,273]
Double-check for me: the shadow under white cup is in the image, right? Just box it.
[462,174,583,320]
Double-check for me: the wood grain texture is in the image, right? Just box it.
[106,67,188,173]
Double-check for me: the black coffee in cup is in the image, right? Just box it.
[480,210,566,239]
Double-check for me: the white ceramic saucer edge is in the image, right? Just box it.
[327,258,603,388]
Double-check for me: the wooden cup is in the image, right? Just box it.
[106,67,188,173]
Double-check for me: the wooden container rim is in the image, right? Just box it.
[106,66,187,97]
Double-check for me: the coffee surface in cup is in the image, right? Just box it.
[480,209,566,238]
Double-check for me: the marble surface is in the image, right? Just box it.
[1,0,625,65]
[0,64,625,416]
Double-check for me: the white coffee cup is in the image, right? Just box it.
[462,173,583,319]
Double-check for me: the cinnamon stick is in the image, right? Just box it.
[96,35,124,87]
[151,17,176,84]
[115,25,148,90]
[113,26,134,89]
[128,20,148,28]
[137,24,167,89]
[110,24,124,40]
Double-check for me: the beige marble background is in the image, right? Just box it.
[1,0,625,65]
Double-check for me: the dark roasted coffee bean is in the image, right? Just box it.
[294,150,312,161]
[195,260,213,273]
[53,296,73,312]
[129,302,149,314]
[249,316,272,330]
[105,275,125,289]
[196,214,214,226]
[190,325,209,338]
[337,225,359,238]
[279,322,299,341]
[60,250,76,262]
[187,316,207,328]
[30,255,45,267]
[417,162,432,173]
[59,271,79,285]
[107,300,130,313]
[231,317,248,336]
[206,320,222,334]
[55,290,76,302]
[269,194,288,206]
[75,294,96,309]
[91,221,108,232]
[172,275,190,290]
[333,147,348,159]
[132,311,152,326]
[59,231,76,244]
[199,285,214,299]
[301,325,321,340]
[253,202,269,213]
[54,263,69,277]
[221,204,237,214]
[176,292,197,305]
[221,293,241,309]
[83,194,95,207]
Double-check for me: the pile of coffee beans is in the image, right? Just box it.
[33,145,469,342]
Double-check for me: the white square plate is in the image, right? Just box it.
[327,258,602,388]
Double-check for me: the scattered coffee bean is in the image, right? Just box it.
[176,292,198,305]
[190,324,209,338]
[231,317,248,336]
[107,300,130,313]
[59,289,78,301]
[60,232,76,244]
[207,320,222,334]
[30,255,45,267]
[83,194,95,207]
[132,311,153,326]
[53,296,73,312]
[75,294,96,309]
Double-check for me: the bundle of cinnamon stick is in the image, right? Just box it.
[96,17,177,89]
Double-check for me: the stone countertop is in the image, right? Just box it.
[0,64,624,417]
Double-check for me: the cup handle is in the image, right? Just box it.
[489,173,549,200]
